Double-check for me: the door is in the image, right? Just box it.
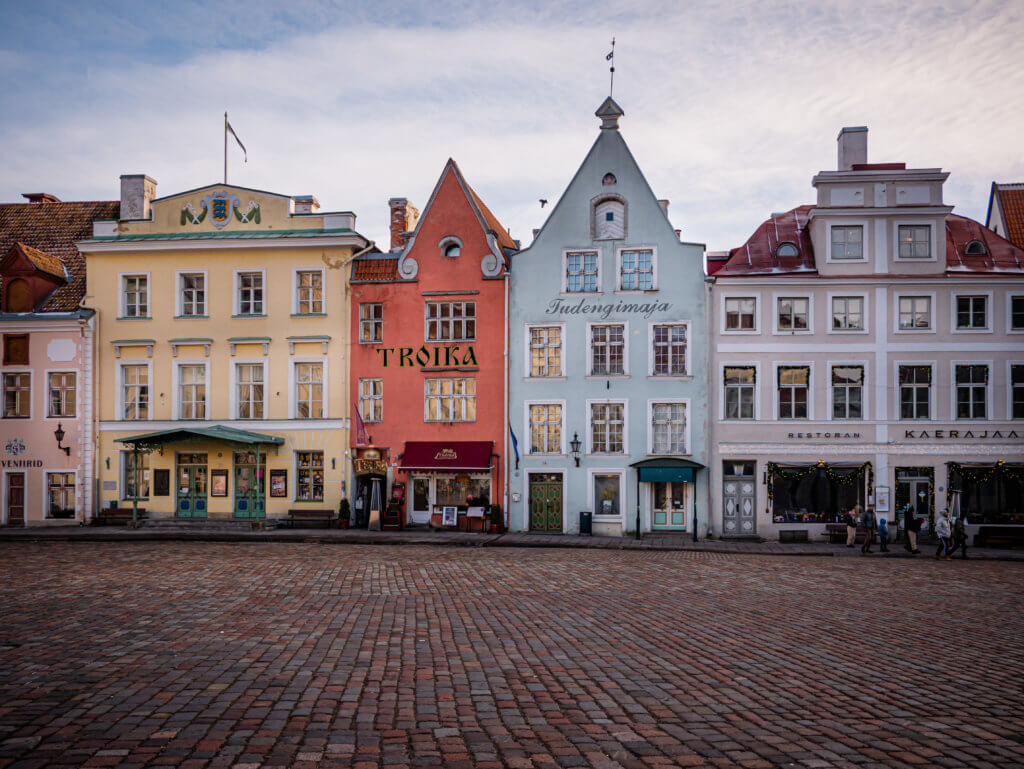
[409,476,431,525]
[896,471,931,529]
[528,473,563,532]
[5,473,25,526]
[652,482,687,530]
[722,461,756,537]
[233,452,266,518]
[176,454,208,518]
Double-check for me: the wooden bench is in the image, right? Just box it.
[825,523,876,544]
[974,526,1024,548]
[284,509,336,529]
[93,508,147,526]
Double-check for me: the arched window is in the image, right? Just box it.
[594,197,625,240]
[602,173,617,186]
[964,240,987,255]
[4,278,33,312]
[444,243,460,258]
[776,242,798,258]
[438,236,463,258]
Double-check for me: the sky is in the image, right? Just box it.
[1,0,1023,251]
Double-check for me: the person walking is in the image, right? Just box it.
[878,516,890,553]
[950,513,968,560]
[935,509,952,560]
[861,505,877,554]
[903,505,921,555]
[845,505,860,548]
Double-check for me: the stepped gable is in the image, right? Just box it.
[716,205,816,276]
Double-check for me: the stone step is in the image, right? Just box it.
[143,518,276,531]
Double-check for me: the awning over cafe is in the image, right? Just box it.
[115,425,285,449]
[400,441,493,472]
[630,457,705,483]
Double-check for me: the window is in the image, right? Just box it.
[651,403,687,454]
[178,365,206,420]
[237,271,264,315]
[295,270,323,314]
[295,451,324,501]
[831,296,864,331]
[48,372,76,418]
[652,325,687,376]
[725,297,756,331]
[956,295,988,330]
[965,240,987,255]
[602,173,617,186]
[295,363,324,418]
[4,278,33,312]
[425,301,475,342]
[566,251,598,293]
[46,473,75,518]
[831,226,863,259]
[1012,365,1024,419]
[236,363,264,419]
[3,334,28,365]
[425,378,475,422]
[529,404,562,453]
[899,365,931,420]
[591,324,625,376]
[121,365,149,420]
[590,402,624,453]
[832,366,863,420]
[620,249,653,290]
[443,243,460,258]
[122,275,148,317]
[955,365,987,420]
[898,225,931,258]
[360,303,383,343]
[776,242,798,258]
[777,366,809,420]
[898,296,931,330]
[724,366,755,420]
[359,378,383,423]
[777,297,809,331]
[529,327,562,377]
[594,198,625,239]
[2,373,30,418]
[122,451,150,499]
[593,473,621,517]
[179,272,206,316]
[1011,296,1024,331]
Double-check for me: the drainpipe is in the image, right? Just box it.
[132,444,139,525]
[635,472,640,540]
[503,268,510,530]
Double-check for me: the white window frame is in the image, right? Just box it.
[561,248,601,294]
[172,360,210,421]
[587,468,626,523]
[291,266,326,315]
[118,271,151,318]
[233,268,266,316]
[894,360,936,422]
[423,377,476,423]
[718,361,761,422]
[586,321,629,377]
[951,359,992,422]
[827,291,869,335]
[647,398,690,456]
[43,469,77,520]
[43,369,78,421]
[892,220,938,262]
[524,399,566,455]
[424,300,476,342]
[951,290,993,334]
[117,361,153,421]
[230,359,266,421]
[893,291,937,334]
[174,269,208,318]
[773,361,814,421]
[827,360,869,422]
[1007,293,1024,334]
[826,220,868,263]
[524,322,566,378]
[1009,361,1024,421]
[615,245,658,292]
[359,302,384,344]
[1,368,32,420]
[586,399,628,455]
[294,450,325,502]
[772,293,814,335]
[648,320,690,377]
[288,357,328,419]
[720,292,760,335]
[119,450,150,501]
[358,377,383,423]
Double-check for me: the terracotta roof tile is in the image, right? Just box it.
[996,186,1024,249]
[0,200,119,310]
[945,214,1024,273]
[15,242,67,280]
[465,183,517,253]
[352,256,398,282]
[716,206,816,276]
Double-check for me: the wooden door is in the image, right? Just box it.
[723,462,756,537]
[233,453,265,518]
[5,473,25,526]
[652,482,687,530]
[528,474,562,532]
[176,454,208,518]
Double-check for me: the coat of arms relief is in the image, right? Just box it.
[180,190,261,228]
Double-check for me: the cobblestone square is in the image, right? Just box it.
[1,542,1022,768]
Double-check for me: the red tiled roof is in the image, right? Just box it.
[715,206,816,276]
[352,256,398,282]
[945,214,1024,273]
[0,200,119,310]
[465,183,517,254]
[995,185,1024,249]
[10,242,67,280]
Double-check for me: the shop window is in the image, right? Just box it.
[831,296,864,331]
[955,365,987,420]
[831,366,863,420]
[529,326,562,377]
[565,251,598,293]
[724,366,755,420]
[48,372,76,418]
[122,451,150,500]
[777,297,809,331]
[590,324,624,375]
[237,271,264,315]
[424,377,475,422]
[236,363,264,419]
[593,473,621,517]
[425,301,475,342]
[1013,365,1024,420]
[899,365,931,420]
[295,270,323,314]
[770,463,870,524]
[3,334,29,365]
[529,404,562,454]
[652,325,686,376]
[949,463,1024,525]
[619,249,653,290]
[724,297,756,331]
[777,366,809,419]
[435,476,490,508]
[47,472,75,519]
[590,402,624,453]
[359,378,383,422]
[295,451,324,501]
[2,372,30,418]
[651,402,686,454]
[831,226,863,259]
[359,303,383,343]
[121,365,149,420]
[294,362,324,418]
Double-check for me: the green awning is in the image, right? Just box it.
[630,457,705,484]
[115,425,285,449]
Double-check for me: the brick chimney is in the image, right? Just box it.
[120,174,157,220]
[837,126,868,171]
[388,197,420,250]
[293,195,320,214]
[21,193,61,204]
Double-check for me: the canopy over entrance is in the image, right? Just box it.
[115,425,285,449]
[630,457,705,483]
[400,441,493,472]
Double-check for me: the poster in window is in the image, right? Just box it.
[211,469,228,497]
[270,469,287,497]
[442,505,458,527]
[875,486,890,513]
[153,469,170,497]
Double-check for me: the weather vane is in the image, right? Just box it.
[606,37,616,96]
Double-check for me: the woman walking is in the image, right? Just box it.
[846,505,860,548]
[903,505,921,555]
[950,513,968,560]
[935,509,952,560]
[861,506,877,554]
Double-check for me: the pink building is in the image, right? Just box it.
[1,194,118,525]
[708,128,1024,543]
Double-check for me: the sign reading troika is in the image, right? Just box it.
[374,345,478,368]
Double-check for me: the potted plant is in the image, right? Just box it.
[338,498,351,529]
[489,504,503,534]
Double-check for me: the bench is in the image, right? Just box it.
[825,523,880,544]
[284,509,336,529]
[93,508,147,526]
[974,526,1024,549]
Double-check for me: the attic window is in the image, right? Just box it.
[602,173,617,186]
[964,240,987,255]
[444,244,460,258]
[438,236,463,258]
[594,196,626,240]
[776,242,798,258]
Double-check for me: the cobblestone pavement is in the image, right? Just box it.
[1,543,1022,769]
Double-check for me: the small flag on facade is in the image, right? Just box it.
[509,423,520,470]
[354,403,369,445]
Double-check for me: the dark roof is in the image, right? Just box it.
[352,256,399,282]
[716,206,816,276]
[0,199,119,310]
[945,214,1024,272]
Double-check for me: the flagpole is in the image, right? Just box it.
[224,111,228,184]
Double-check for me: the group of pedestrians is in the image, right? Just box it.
[843,504,968,559]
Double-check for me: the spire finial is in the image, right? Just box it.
[606,38,616,96]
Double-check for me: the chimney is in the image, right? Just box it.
[388,197,420,250]
[658,199,670,216]
[22,193,61,204]
[293,195,320,214]
[120,174,157,220]
[837,126,868,171]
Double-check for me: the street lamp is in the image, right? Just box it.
[53,423,71,457]
[569,432,582,467]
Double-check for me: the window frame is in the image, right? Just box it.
[720,293,760,335]
[423,377,476,423]
[894,361,935,422]
[173,360,210,421]
[174,269,208,318]
[1007,293,1024,334]
[827,292,869,334]
[892,220,937,262]
[587,468,626,523]
[230,359,266,421]
[827,222,867,262]
[294,450,325,502]
[117,361,153,422]
[591,194,627,241]
[951,360,992,422]
[120,450,150,501]
[828,361,868,422]
[772,293,814,335]
[720,362,759,422]
[44,369,77,420]
[358,377,383,423]
[647,398,690,456]
[291,267,326,315]
[2,333,29,365]
[893,291,936,334]
[524,323,566,378]
[524,399,566,455]
[1009,361,1024,421]
[359,302,384,344]
[118,271,151,319]
[2,369,32,420]
[561,248,601,294]
[774,362,813,421]
[951,291,993,334]
[586,399,627,455]
[43,470,76,520]
[587,321,629,377]
[615,245,657,292]
[424,300,476,343]
[648,321,690,377]
[289,357,328,419]
[233,268,266,317]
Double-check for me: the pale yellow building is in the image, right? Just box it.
[79,176,371,521]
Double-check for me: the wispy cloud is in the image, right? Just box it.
[1,0,1022,250]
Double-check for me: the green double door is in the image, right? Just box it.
[233,452,266,518]
[529,474,563,532]
[652,481,688,530]
[176,454,208,518]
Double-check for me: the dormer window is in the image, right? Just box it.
[602,173,617,186]
[593,196,625,240]
[444,244,460,258]
[775,242,798,258]
[964,240,987,256]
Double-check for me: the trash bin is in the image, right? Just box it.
[579,510,592,535]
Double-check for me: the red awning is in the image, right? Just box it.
[399,441,494,472]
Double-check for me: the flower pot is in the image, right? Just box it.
[490,523,501,534]
[338,518,349,529]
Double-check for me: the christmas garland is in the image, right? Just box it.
[766,460,873,501]
[948,459,1024,487]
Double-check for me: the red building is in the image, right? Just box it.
[349,160,516,529]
